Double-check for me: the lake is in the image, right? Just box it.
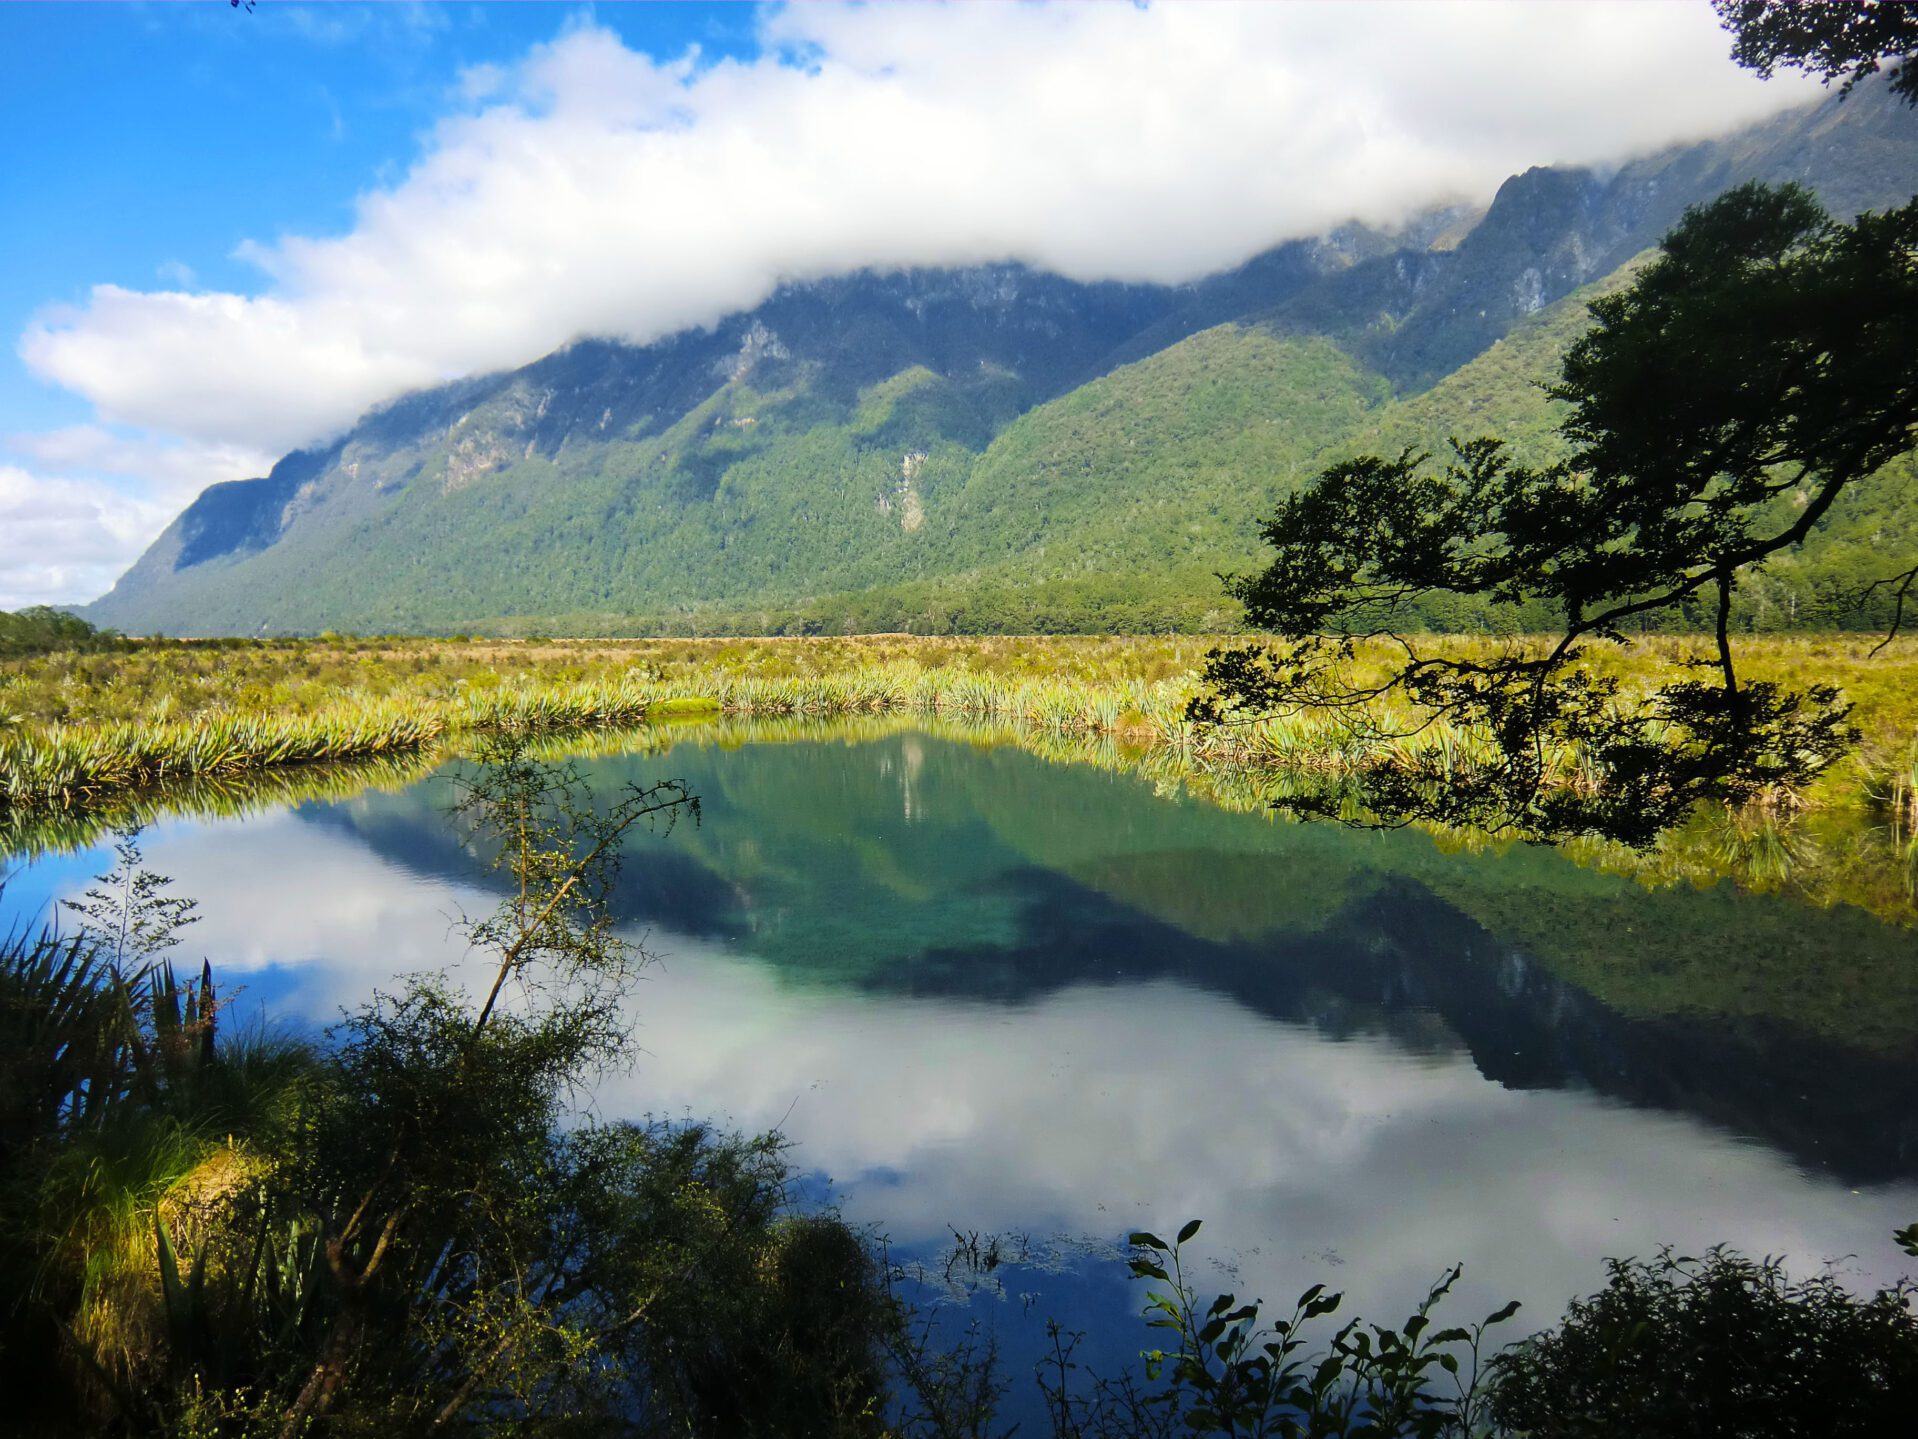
[5,720,1917,1407]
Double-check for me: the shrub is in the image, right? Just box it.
[1488,1248,1918,1438]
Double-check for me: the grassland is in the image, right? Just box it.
[6,631,1918,925]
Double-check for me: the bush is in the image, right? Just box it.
[1488,1248,1918,1438]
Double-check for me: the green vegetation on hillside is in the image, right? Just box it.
[85,324,1401,637]
[94,273,1918,641]
[85,78,1918,642]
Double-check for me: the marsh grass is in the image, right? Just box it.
[0,704,446,809]
[8,633,1918,924]
[0,922,318,1411]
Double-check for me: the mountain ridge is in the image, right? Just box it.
[87,82,1918,637]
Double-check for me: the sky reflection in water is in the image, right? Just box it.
[7,728,1917,1361]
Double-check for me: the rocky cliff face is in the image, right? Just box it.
[1269,77,1918,390]
[87,82,1918,636]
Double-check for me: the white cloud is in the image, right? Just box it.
[0,464,172,610]
[20,1,1819,463]
[10,424,272,503]
[0,430,270,609]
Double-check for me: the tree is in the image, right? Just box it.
[1192,182,1918,844]
[270,734,703,1435]
[0,605,116,659]
[1717,0,1918,106]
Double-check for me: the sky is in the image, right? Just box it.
[0,0,1823,611]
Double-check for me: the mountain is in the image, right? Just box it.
[87,83,1918,637]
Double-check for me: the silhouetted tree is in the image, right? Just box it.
[1193,182,1917,844]
[1717,0,1918,105]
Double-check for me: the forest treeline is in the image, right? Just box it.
[0,607,121,659]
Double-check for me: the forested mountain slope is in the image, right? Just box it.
[86,82,1918,637]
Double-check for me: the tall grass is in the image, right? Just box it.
[0,704,446,809]
[1,925,315,1408]
[9,633,1918,925]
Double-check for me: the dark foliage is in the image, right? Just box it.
[1194,182,1918,843]
[1489,1248,1918,1438]
[1039,1220,1513,1438]
[1718,0,1918,105]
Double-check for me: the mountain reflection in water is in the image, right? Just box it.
[6,727,1916,1341]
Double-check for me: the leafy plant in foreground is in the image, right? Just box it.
[61,828,200,968]
[1040,1220,1514,1438]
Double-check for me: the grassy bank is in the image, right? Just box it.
[7,632,1918,923]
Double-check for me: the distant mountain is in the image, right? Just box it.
[87,82,1918,637]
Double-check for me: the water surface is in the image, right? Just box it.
[7,725,1917,1391]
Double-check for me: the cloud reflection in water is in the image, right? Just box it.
[23,751,1918,1341]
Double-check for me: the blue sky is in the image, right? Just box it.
[0,3,754,441]
[0,1,1819,610]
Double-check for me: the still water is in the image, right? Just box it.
[6,724,1918,1389]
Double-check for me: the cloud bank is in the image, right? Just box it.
[0,431,272,608]
[8,1,1820,604]
[23,1,1817,456]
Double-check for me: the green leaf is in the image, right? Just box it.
[156,1217,184,1315]
[1177,1218,1203,1245]
[1130,1230,1169,1252]
[1483,1300,1521,1326]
